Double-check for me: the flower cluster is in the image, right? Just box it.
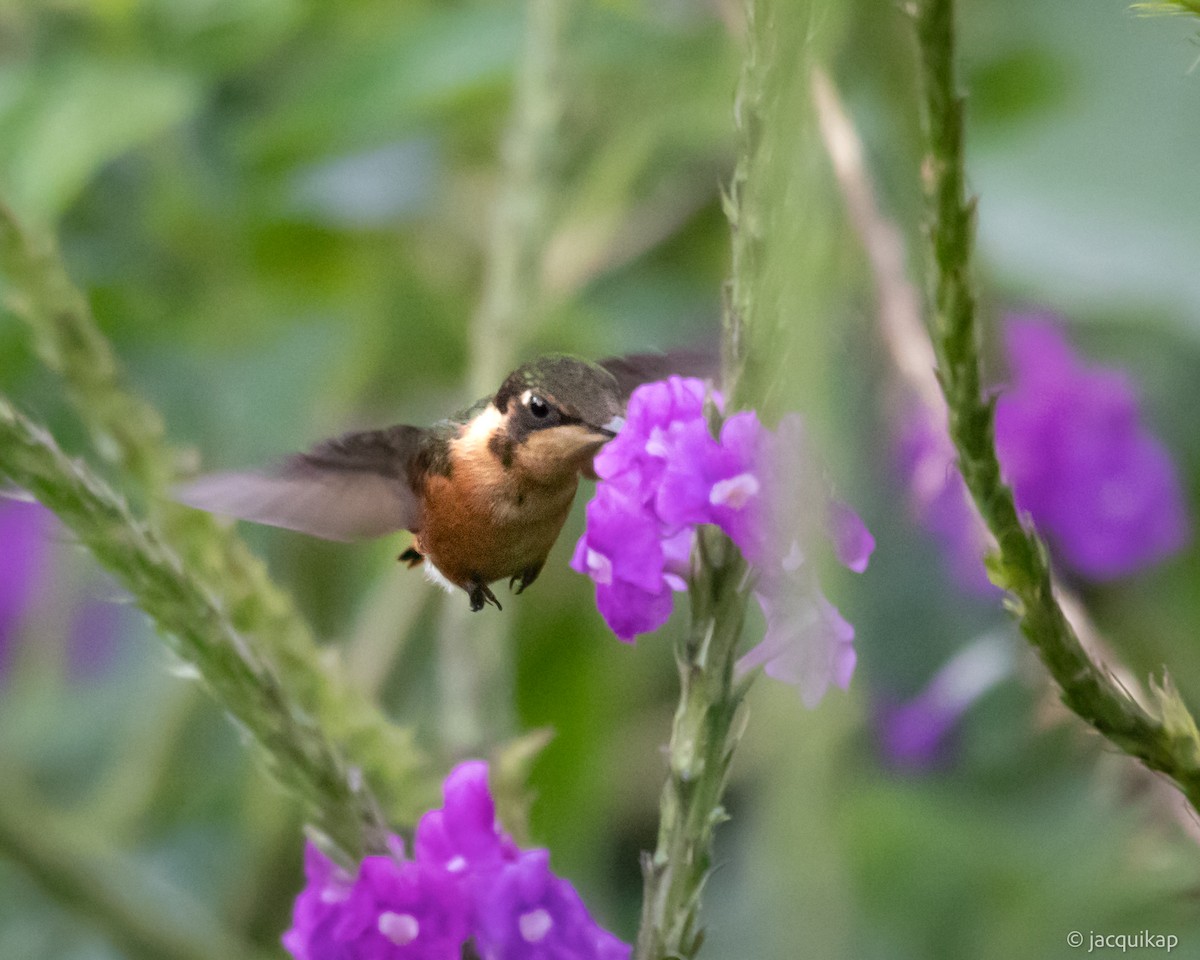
[571,377,874,707]
[994,315,1190,580]
[284,761,629,960]
[897,315,1190,588]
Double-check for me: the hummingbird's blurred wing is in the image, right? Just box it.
[599,348,719,402]
[175,425,424,541]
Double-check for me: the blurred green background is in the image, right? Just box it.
[3,0,1200,958]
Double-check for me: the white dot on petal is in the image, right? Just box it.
[586,549,614,586]
[378,912,420,946]
[519,908,554,943]
[709,473,760,510]
[446,855,468,873]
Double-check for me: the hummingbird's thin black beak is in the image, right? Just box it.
[595,415,626,439]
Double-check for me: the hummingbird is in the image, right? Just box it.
[177,351,714,611]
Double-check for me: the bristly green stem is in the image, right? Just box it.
[911,0,1200,810]
[0,202,437,843]
[635,531,750,960]
[0,399,389,858]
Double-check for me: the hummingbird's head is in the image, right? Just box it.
[490,355,625,481]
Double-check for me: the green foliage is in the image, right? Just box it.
[3,0,1200,958]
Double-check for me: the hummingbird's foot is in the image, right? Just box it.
[467,581,502,612]
[509,563,543,595]
[398,547,424,568]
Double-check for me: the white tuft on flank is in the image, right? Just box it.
[422,560,458,594]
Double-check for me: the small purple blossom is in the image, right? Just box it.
[284,763,629,960]
[895,314,1190,589]
[283,842,357,960]
[415,760,518,879]
[0,499,51,679]
[738,587,857,709]
[875,634,1013,772]
[573,378,874,706]
[994,315,1190,580]
[333,856,468,960]
[474,850,630,960]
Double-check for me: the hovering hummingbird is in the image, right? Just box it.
[178,352,714,611]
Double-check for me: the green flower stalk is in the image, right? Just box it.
[0,398,392,857]
[911,0,1200,810]
[0,203,437,845]
[635,531,751,960]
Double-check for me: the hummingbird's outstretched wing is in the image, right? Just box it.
[599,348,719,402]
[175,425,424,541]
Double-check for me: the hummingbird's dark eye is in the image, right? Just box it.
[528,395,551,419]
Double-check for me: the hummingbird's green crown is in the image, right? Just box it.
[493,354,622,430]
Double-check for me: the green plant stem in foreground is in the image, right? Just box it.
[1,202,436,841]
[0,398,388,858]
[635,531,751,960]
[912,0,1200,809]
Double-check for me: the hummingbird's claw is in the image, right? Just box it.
[468,581,502,612]
[511,563,543,595]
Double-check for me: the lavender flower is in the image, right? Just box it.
[994,315,1190,580]
[283,842,357,960]
[572,379,874,706]
[896,315,1190,588]
[474,850,630,960]
[0,499,51,678]
[415,760,518,878]
[284,762,629,960]
[333,856,468,960]
[875,634,1014,772]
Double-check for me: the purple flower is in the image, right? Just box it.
[875,634,1014,772]
[415,760,518,878]
[994,316,1190,580]
[333,856,468,960]
[284,763,631,960]
[0,499,51,678]
[283,842,357,960]
[738,586,857,709]
[573,380,874,706]
[473,850,630,960]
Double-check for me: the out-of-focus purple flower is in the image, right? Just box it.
[284,762,630,960]
[875,634,1014,772]
[0,499,51,678]
[994,315,1190,580]
[897,315,1190,590]
[474,850,631,960]
[894,402,996,595]
[738,587,857,709]
[415,760,518,879]
[573,379,874,707]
